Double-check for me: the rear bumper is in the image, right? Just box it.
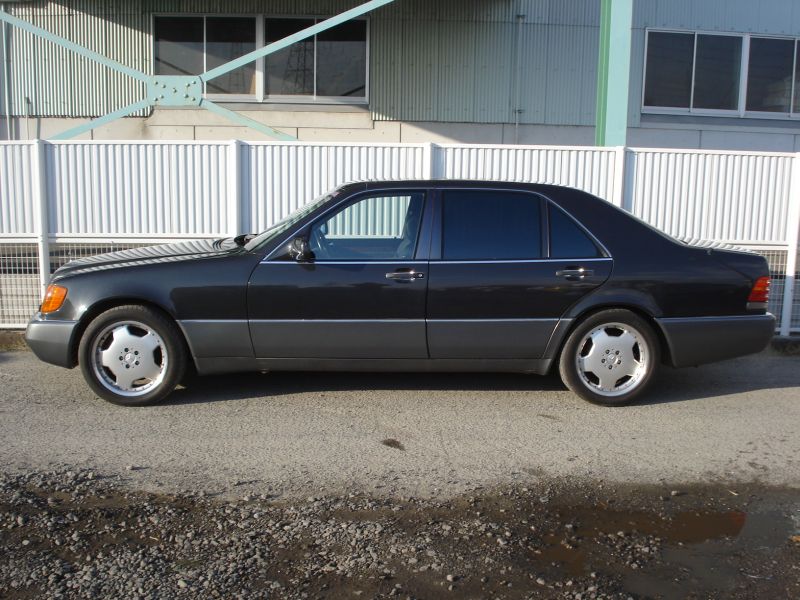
[25,316,78,368]
[656,314,775,368]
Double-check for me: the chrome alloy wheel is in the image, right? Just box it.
[574,322,649,398]
[90,320,168,398]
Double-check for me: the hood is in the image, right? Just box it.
[53,238,241,279]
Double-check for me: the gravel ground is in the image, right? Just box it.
[2,347,800,598]
[1,468,799,599]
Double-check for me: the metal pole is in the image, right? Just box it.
[595,0,633,147]
[1,3,12,141]
[513,8,524,145]
[779,152,800,336]
[32,139,50,297]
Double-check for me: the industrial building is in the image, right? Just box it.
[1,0,800,149]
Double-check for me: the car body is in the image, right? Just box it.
[26,180,775,405]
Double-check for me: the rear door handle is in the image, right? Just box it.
[386,270,425,282]
[556,267,594,280]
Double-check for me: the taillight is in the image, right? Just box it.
[40,284,68,314]
[747,276,770,304]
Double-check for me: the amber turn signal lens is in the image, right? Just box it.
[747,276,770,304]
[40,284,68,314]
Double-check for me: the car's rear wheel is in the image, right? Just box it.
[78,305,187,406]
[558,309,660,406]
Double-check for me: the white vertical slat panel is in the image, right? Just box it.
[629,149,793,243]
[0,142,36,235]
[243,143,427,232]
[46,142,230,236]
[440,145,619,201]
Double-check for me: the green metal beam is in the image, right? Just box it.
[50,99,152,140]
[201,99,295,141]
[594,0,633,147]
[0,1,397,140]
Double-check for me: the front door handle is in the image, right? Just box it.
[556,267,594,280]
[386,270,425,282]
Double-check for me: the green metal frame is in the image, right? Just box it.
[0,0,396,140]
[594,0,633,147]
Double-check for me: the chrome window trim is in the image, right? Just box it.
[261,185,614,264]
[436,186,613,261]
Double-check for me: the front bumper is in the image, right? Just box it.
[25,316,79,368]
[657,314,775,368]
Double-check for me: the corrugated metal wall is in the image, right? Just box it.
[0,0,603,126]
[440,145,618,201]
[47,141,231,235]
[629,150,794,243]
[2,140,799,331]
[2,1,150,117]
[1,140,792,245]
[244,142,427,231]
[4,1,800,127]
[0,142,36,235]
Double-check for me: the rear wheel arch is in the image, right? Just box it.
[550,303,674,368]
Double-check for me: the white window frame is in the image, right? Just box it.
[152,13,370,106]
[642,28,800,121]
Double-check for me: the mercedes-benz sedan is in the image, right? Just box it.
[26,181,774,406]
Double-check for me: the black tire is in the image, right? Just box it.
[78,305,187,406]
[558,309,660,406]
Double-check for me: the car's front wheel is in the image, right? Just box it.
[558,309,660,406]
[78,305,187,406]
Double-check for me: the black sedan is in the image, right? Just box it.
[26,181,775,406]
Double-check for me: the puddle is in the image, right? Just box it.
[622,510,792,599]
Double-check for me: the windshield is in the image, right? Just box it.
[244,189,342,251]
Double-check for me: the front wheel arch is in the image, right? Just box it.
[69,298,187,368]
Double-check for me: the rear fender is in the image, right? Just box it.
[543,288,666,362]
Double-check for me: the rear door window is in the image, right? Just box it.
[441,190,543,260]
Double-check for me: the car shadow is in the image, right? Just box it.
[163,370,568,406]
[162,352,800,407]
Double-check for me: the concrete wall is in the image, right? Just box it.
[6,111,800,152]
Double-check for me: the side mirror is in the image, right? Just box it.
[288,237,314,262]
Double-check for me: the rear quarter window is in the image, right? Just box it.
[549,204,602,259]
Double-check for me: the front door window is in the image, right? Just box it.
[308,192,425,261]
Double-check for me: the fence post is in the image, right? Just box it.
[423,142,442,179]
[228,139,242,237]
[611,145,629,209]
[780,152,800,336]
[32,139,50,298]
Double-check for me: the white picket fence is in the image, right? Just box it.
[1,140,798,333]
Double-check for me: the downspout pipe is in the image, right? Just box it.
[513,6,524,144]
[1,3,12,140]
